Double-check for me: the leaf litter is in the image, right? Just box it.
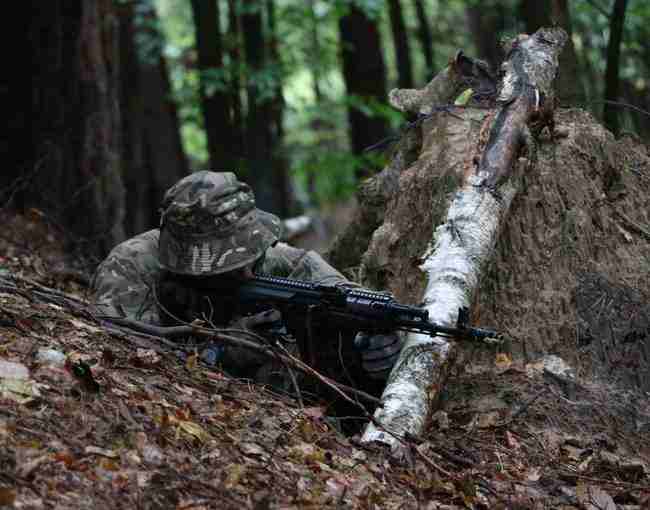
[0,210,649,509]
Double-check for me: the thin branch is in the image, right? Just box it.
[97,315,382,408]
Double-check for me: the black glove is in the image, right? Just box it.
[157,278,205,323]
[354,331,403,381]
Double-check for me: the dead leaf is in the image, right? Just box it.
[177,420,209,442]
[0,360,41,404]
[0,378,41,404]
[475,411,501,428]
[525,467,541,482]
[186,353,198,371]
[289,442,326,464]
[239,442,267,458]
[223,463,246,489]
[68,318,102,335]
[132,349,161,367]
[0,359,29,379]
[97,458,120,472]
[17,454,49,478]
[431,410,449,430]
[85,446,119,459]
[505,430,521,449]
[560,444,585,462]
[0,487,16,506]
[576,483,616,510]
[495,353,512,372]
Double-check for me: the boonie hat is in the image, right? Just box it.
[159,171,282,275]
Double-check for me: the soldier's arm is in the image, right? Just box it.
[261,242,359,287]
[90,230,164,324]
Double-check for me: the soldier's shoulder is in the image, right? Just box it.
[107,229,160,259]
[261,242,306,276]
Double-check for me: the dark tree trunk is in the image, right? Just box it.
[266,0,292,216]
[465,3,506,72]
[119,1,189,236]
[190,0,234,171]
[118,2,146,235]
[241,0,283,214]
[7,0,126,256]
[519,0,551,34]
[550,0,585,103]
[603,0,628,136]
[387,0,414,89]
[412,0,435,78]
[338,4,389,178]
[227,0,245,165]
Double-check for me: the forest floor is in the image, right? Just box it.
[0,211,649,510]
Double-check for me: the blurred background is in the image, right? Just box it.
[4,0,646,259]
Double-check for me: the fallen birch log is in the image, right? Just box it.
[361,28,568,450]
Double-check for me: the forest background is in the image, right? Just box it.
[4,0,648,261]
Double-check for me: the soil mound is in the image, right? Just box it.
[329,108,650,393]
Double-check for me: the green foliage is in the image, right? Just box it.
[150,0,650,207]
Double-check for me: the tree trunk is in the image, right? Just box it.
[351,29,567,450]
[117,2,147,235]
[119,1,189,237]
[465,3,506,72]
[550,0,585,103]
[241,0,283,214]
[603,0,628,136]
[266,0,292,217]
[190,0,234,172]
[338,4,389,178]
[519,0,551,34]
[227,0,245,165]
[387,0,414,89]
[412,0,435,77]
[9,0,126,256]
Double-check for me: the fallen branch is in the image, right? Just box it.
[361,28,568,450]
[97,315,382,408]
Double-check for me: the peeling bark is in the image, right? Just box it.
[359,28,567,449]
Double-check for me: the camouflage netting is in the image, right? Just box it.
[328,108,650,391]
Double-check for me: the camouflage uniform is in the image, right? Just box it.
[91,171,400,386]
[90,232,352,324]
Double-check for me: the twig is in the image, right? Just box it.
[494,388,547,427]
[614,209,650,241]
[274,342,305,410]
[97,315,382,408]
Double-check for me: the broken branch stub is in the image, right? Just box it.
[361,28,567,449]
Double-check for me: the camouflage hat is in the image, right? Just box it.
[159,171,282,275]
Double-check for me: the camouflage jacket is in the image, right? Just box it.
[90,229,353,325]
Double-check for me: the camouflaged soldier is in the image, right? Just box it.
[91,171,402,386]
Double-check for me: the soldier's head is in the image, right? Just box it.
[158,171,282,278]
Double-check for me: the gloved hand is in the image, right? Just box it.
[157,278,205,323]
[228,309,282,332]
[354,331,403,381]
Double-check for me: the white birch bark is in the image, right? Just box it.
[361,28,567,448]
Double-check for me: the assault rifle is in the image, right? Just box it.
[231,275,501,363]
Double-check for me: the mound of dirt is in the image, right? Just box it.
[329,108,650,394]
